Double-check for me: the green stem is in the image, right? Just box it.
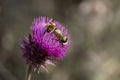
[25,64,32,80]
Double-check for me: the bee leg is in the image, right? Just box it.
[54,38,59,42]
[43,29,47,35]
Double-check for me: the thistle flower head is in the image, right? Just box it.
[21,16,70,72]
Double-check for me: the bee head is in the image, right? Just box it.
[46,23,56,33]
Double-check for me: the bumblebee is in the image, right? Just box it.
[46,22,68,45]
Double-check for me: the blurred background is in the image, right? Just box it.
[0,0,120,80]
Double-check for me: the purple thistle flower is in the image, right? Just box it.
[21,16,70,72]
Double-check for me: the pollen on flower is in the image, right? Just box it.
[21,16,70,72]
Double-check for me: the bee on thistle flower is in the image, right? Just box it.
[45,22,68,45]
[21,16,70,72]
